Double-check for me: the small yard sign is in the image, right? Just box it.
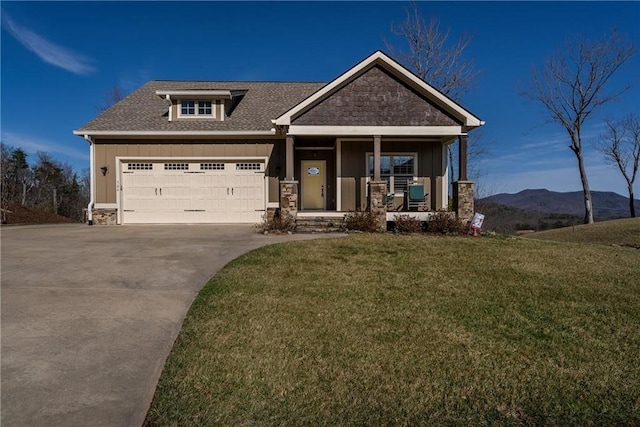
[469,212,485,236]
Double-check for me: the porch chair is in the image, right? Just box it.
[405,184,429,212]
[386,193,396,211]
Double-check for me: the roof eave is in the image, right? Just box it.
[73,130,276,137]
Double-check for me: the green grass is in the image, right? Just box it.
[527,217,640,247]
[145,234,640,426]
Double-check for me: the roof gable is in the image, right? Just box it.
[275,51,483,128]
[292,65,461,127]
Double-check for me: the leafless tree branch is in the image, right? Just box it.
[596,114,640,217]
[523,29,635,223]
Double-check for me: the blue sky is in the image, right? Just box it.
[2,1,639,196]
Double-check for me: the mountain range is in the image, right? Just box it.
[479,189,639,220]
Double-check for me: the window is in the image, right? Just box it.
[128,163,153,170]
[181,101,195,115]
[164,163,189,170]
[179,100,214,117]
[236,163,262,171]
[200,163,224,170]
[198,101,212,115]
[368,154,416,194]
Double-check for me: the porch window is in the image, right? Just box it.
[368,154,416,194]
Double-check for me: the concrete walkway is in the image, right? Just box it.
[1,224,341,427]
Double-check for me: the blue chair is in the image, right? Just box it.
[405,184,428,211]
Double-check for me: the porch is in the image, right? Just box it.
[271,133,474,228]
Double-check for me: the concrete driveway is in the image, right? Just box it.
[1,224,339,427]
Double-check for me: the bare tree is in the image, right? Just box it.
[524,30,635,224]
[386,2,476,101]
[97,85,126,112]
[386,2,483,193]
[596,114,640,217]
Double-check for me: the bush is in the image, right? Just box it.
[344,210,378,232]
[426,210,466,235]
[392,214,423,234]
[257,209,295,233]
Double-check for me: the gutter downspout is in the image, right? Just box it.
[84,134,95,225]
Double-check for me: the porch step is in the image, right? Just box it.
[295,215,346,233]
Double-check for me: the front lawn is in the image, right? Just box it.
[145,234,639,426]
[527,217,640,247]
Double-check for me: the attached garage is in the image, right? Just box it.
[119,159,266,224]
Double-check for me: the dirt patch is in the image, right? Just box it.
[1,204,78,225]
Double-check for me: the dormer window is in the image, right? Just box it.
[198,101,212,115]
[156,89,247,122]
[180,100,213,117]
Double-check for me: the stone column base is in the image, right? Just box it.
[92,209,117,225]
[453,181,474,223]
[368,181,387,231]
[280,181,298,217]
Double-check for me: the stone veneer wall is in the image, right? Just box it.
[280,181,298,216]
[92,209,117,225]
[453,181,474,223]
[368,181,387,231]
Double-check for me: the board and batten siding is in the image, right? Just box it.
[339,140,445,210]
[93,140,281,204]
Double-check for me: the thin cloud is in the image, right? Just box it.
[2,131,88,161]
[2,13,95,75]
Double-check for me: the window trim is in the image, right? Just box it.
[366,152,418,195]
[178,100,216,118]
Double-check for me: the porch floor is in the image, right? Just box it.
[297,211,347,218]
[296,210,436,221]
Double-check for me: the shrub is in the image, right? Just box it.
[426,210,466,235]
[344,210,378,232]
[393,214,423,234]
[257,209,295,233]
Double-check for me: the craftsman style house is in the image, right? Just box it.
[74,51,483,226]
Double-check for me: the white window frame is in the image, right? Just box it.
[178,100,216,118]
[366,152,418,195]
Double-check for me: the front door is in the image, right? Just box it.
[301,160,325,210]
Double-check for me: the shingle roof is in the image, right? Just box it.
[76,81,326,133]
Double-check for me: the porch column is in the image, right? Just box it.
[286,135,295,180]
[458,134,468,181]
[373,135,381,181]
[455,134,473,223]
[369,135,386,230]
[281,135,298,215]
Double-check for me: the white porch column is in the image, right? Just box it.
[373,135,381,182]
[285,135,295,180]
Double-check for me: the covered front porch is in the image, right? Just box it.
[269,51,483,228]
[273,133,474,225]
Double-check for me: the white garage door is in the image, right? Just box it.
[121,161,265,224]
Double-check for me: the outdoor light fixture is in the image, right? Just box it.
[100,166,108,176]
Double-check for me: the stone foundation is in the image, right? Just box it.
[453,181,474,223]
[368,181,387,231]
[280,181,298,217]
[92,209,117,225]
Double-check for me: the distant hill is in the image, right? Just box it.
[479,189,640,220]
[474,201,581,234]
